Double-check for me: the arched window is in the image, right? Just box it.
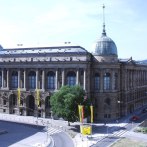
[114,73,118,90]
[47,71,55,89]
[28,71,36,89]
[104,73,111,90]
[0,71,2,87]
[94,73,100,90]
[11,71,18,88]
[67,71,76,86]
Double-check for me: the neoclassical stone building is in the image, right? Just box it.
[0,18,147,121]
[0,43,92,118]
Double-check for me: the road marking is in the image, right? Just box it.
[47,127,62,135]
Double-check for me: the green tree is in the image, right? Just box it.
[50,85,90,125]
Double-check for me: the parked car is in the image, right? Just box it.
[142,108,147,113]
[130,115,140,121]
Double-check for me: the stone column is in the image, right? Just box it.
[83,69,86,91]
[24,70,26,89]
[55,69,58,90]
[36,69,38,89]
[18,70,20,88]
[2,69,4,88]
[111,71,114,90]
[76,69,79,85]
[42,70,45,91]
[127,70,129,90]
[128,70,130,88]
[141,71,143,85]
[62,69,65,86]
[7,69,9,89]
[132,70,134,87]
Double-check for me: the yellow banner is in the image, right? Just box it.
[81,106,84,123]
[78,105,82,122]
[17,88,21,106]
[80,125,92,135]
[78,105,84,123]
[90,105,94,123]
[36,89,40,107]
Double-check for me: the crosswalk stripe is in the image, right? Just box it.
[47,127,62,135]
[112,130,128,137]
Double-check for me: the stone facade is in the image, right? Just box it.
[0,45,90,118]
[0,43,147,122]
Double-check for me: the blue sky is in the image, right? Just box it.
[0,0,147,60]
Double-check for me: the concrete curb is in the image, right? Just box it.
[48,136,55,147]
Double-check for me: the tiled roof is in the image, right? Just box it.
[0,45,88,56]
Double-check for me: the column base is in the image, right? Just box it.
[1,87,9,90]
[21,88,26,91]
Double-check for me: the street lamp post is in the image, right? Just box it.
[104,121,108,136]
[45,121,49,143]
[118,100,121,119]
[50,111,53,126]
[35,106,39,128]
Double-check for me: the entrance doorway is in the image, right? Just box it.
[26,95,35,116]
[9,94,17,114]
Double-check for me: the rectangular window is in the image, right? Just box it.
[114,73,118,90]
[104,114,107,118]
[108,114,111,118]
[104,114,111,118]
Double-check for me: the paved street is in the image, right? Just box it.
[0,114,74,147]
[0,120,50,147]
[0,110,147,147]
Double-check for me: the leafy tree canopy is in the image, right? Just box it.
[50,85,90,124]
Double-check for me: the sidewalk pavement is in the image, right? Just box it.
[0,112,141,147]
[0,114,54,147]
[73,106,147,147]
[73,121,128,147]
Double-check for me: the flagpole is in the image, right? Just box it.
[90,104,93,137]
[17,88,21,115]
